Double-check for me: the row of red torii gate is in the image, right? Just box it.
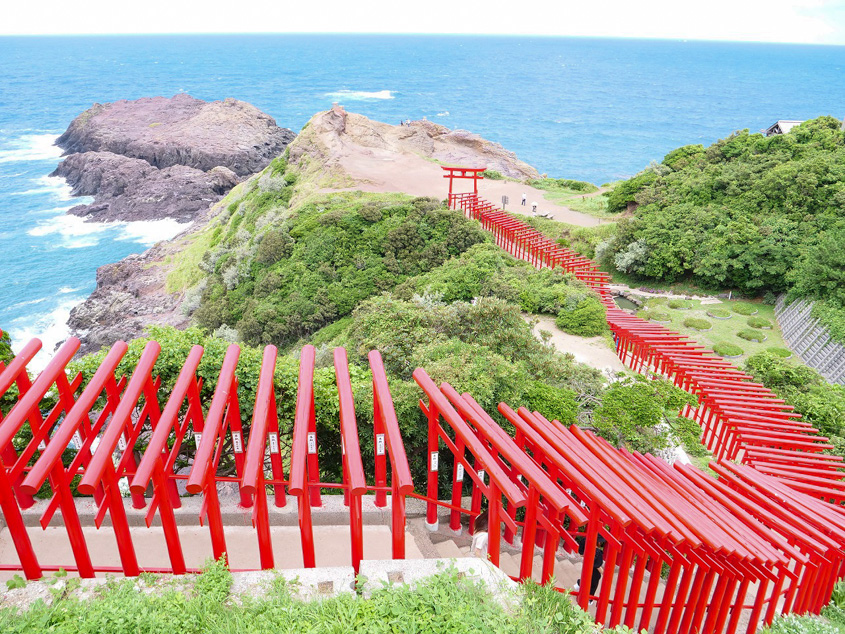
[0,168,842,634]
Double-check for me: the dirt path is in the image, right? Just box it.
[527,314,626,374]
[328,153,601,228]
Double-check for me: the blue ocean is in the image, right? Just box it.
[1,35,845,364]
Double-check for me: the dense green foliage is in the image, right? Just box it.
[789,224,845,308]
[737,329,766,342]
[606,171,658,214]
[0,560,639,634]
[732,303,758,316]
[393,243,608,337]
[0,330,15,412]
[192,190,488,349]
[587,374,700,456]
[706,309,731,319]
[744,351,845,456]
[600,117,845,307]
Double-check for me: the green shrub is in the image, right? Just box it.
[527,178,598,193]
[707,308,731,319]
[480,169,504,180]
[668,299,692,309]
[714,342,743,357]
[606,169,658,213]
[647,311,671,322]
[194,191,489,349]
[768,347,793,358]
[555,298,608,337]
[590,375,696,454]
[683,318,712,330]
[524,381,578,425]
[732,302,759,316]
[737,329,766,342]
[747,316,772,329]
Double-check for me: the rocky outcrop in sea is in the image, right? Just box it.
[58,95,295,353]
[53,94,295,223]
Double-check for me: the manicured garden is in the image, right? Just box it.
[633,297,791,360]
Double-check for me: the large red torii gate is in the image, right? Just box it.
[441,165,485,201]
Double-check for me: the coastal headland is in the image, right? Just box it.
[57,97,598,354]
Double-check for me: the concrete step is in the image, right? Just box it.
[497,551,520,578]
[435,539,465,559]
[554,558,581,589]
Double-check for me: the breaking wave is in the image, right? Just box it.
[325,89,395,101]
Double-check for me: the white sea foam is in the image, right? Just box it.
[8,295,84,375]
[58,286,84,294]
[436,111,450,117]
[325,89,395,101]
[28,212,191,249]
[0,133,62,164]
[116,218,192,247]
[28,214,114,249]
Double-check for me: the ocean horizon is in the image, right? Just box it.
[2,34,845,365]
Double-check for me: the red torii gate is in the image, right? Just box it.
[442,166,485,205]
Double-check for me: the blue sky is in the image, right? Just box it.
[3,0,845,45]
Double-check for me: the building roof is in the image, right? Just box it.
[764,120,804,136]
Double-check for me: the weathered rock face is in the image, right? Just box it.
[52,95,294,224]
[53,151,239,222]
[289,104,539,182]
[56,94,295,176]
[67,235,192,356]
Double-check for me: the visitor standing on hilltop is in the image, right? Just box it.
[521,193,527,206]
[531,201,538,214]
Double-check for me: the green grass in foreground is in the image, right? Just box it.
[0,560,642,634]
[636,298,788,361]
[762,600,845,634]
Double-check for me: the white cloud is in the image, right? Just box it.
[2,0,844,44]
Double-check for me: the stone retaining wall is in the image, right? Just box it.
[775,296,845,384]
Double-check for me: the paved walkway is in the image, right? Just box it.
[0,524,422,581]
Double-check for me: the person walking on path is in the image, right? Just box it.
[574,534,606,604]
[531,201,538,214]
[521,193,527,206]
[471,510,489,558]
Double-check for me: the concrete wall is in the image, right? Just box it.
[775,296,845,384]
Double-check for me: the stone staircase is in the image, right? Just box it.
[410,517,677,632]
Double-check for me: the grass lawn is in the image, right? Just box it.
[634,297,790,362]
[528,179,620,219]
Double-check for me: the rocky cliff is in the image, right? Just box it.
[53,94,295,223]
